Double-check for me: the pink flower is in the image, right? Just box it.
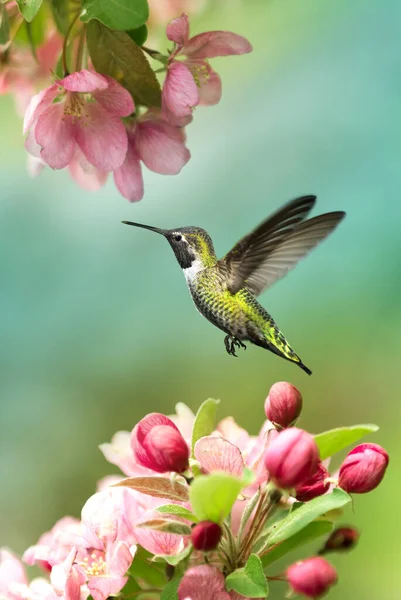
[134,509,188,556]
[99,430,152,477]
[338,443,389,494]
[287,557,338,598]
[264,428,320,490]
[0,549,28,600]
[163,13,252,124]
[178,565,231,600]
[130,412,190,473]
[320,526,360,554]
[194,436,245,477]
[191,521,222,551]
[295,462,330,502]
[114,110,190,202]
[264,382,303,429]
[24,70,134,171]
[23,516,82,572]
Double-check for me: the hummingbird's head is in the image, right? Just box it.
[122,222,217,270]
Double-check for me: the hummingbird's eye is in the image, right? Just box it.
[174,234,182,242]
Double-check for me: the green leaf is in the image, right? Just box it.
[261,521,334,567]
[189,473,244,523]
[138,518,192,536]
[81,0,149,31]
[191,398,220,456]
[265,489,351,548]
[156,543,192,566]
[156,504,199,523]
[129,548,166,587]
[51,0,78,35]
[314,424,379,460]
[114,476,189,502]
[226,555,268,598]
[161,578,181,600]
[14,2,47,47]
[127,24,148,46]
[0,4,10,44]
[86,20,161,107]
[16,0,43,22]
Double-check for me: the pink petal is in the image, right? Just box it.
[68,149,108,192]
[166,13,189,45]
[162,98,193,127]
[35,103,76,169]
[88,576,128,600]
[113,141,144,202]
[134,526,186,556]
[99,431,140,476]
[23,84,58,133]
[37,32,63,74]
[93,76,135,117]
[216,418,251,452]
[194,436,245,477]
[184,31,253,59]
[178,566,231,600]
[58,69,108,93]
[197,67,222,106]
[136,119,190,175]
[163,62,199,118]
[0,549,27,589]
[107,541,135,577]
[75,103,128,171]
[25,126,42,159]
[27,155,45,178]
[64,566,82,600]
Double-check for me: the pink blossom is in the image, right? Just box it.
[295,462,330,502]
[194,436,244,477]
[134,510,188,556]
[163,13,252,123]
[191,521,222,551]
[338,443,389,494]
[114,111,190,202]
[130,412,190,473]
[24,70,134,172]
[23,516,82,571]
[99,430,151,477]
[178,565,231,600]
[264,382,303,429]
[0,549,28,600]
[287,557,338,598]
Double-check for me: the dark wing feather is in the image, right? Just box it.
[222,195,317,294]
[243,212,345,297]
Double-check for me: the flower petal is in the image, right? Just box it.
[23,84,58,134]
[35,104,76,169]
[58,69,108,93]
[197,67,222,105]
[75,103,128,171]
[163,62,199,118]
[88,576,128,600]
[184,31,253,59]
[136,119,190,175]
[178,566,231,600]
[93,76,135,117]
[166,13,189,45]
[113,142,144,202]
[68,149,108,192]
[194,436,244,477]
[107,541,135,576]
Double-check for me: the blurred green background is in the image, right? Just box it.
[0,0,399,598]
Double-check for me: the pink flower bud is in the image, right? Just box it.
[264,427,320,489]
[287,557,337,598]
[131,413,189,473]
[295,462,330,502]
[264,382,302,428]
[191,521,222,551]
[320,526,359,554]
[338,443,389,494]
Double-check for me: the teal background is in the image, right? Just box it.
[0,0,399,598]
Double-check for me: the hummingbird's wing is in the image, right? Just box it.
[240,212,345,296]
[222,195,317,294]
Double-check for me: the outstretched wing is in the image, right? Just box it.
[241,212,345,296]
[222,195,317,294]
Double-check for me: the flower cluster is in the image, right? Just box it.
[1,1,252,201]
[1,382,388,599]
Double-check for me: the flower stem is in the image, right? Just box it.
[142,46,168,64]
[62,11,80,76]
[75,24,86,71]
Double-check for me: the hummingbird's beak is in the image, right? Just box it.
[122,221,167,236]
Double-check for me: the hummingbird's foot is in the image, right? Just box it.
[224,335,246,357]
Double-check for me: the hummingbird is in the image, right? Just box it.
[123,196,345,375]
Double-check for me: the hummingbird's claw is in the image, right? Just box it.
[224,335,246,357]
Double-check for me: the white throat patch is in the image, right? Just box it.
[183,259,204,282]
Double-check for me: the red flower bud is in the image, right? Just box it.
[264,382,302,428]
[295,462,330,502]
[320,526,359,554]
[287,557,337,598]
[131,413,189,473]
[264,427,320,489]
[191,521,222,551]
[338,443,389,494]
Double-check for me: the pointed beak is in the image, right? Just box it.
[122,221,167,236]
